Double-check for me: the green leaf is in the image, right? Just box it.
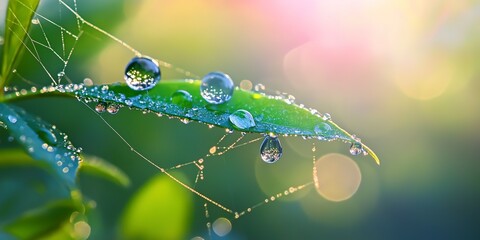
[2,80,380,164]
[121,174,193,240]
[0,103,82,187]
[2,199,79,240]
[0,149,73,229]
[79,155,130,187]
[1,0,41,89]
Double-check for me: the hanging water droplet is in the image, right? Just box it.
[31,18,40,24]
[171,90,193,108]
[95,102,107,113]
[7,115,17,124]
[36,128,58,145]
[107,104,120,114]
[124,56,161,91]
[260,135,283,163]
[200,71,234,104]
[57,71,65,78]
[229,109,256,130]
[349,139,364,156]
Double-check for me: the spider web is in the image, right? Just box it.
[2,0,322,238]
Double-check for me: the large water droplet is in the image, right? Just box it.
[260,135,283,163]
[200,71,234,104]
[171,90,193,108]
[36,128,58,145]
[124,56,161,91]
[349,141,363,156]
[229,109,255,130]
[349,136,364,155]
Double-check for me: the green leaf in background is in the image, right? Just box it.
[5,80,379,164]
[121,174,193,240]
[2,200,79,240]
[0,103,82,187]
[79,155,130,187]
[0,0,41,89]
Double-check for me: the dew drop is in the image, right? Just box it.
[170,90,193,108]
[200,71,234,104]
[7,115,17,124]
[323,113,332,121]
[209,146,217,154]
[124,99,133,106]
[31,18,39,24]
[124,56,161,91]
[107,104,120,114]
[260,135,283,163]
[349,141,363,156]
[83,78,93,86]
[95,102,107,113]
[254,83,265,92]
[36,128,58,145]
[229,109,255,130]
[62,167,69,173]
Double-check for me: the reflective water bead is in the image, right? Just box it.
[95,102,107,113]
[322,113,332,121]
[349,141,363,156]
[7,115,17,123]
[107,104,120,114]
[124,56,161,91]
[260,135,283,163]
[171,90,193,108]
[229,109,255,130]
[200,71,234,104]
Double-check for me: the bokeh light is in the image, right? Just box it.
[313,153,362,202]
[212,217,232,237]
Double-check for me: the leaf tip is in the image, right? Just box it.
[363,144,380,165]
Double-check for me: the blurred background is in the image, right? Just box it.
[1,0,480,239]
